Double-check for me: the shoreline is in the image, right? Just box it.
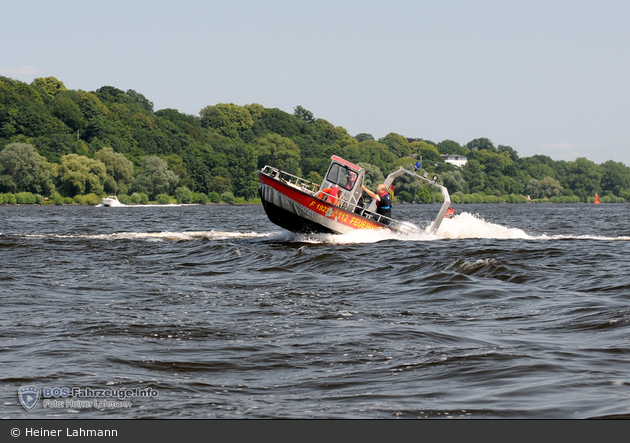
[0,201,262,207]
[1,201,623,207]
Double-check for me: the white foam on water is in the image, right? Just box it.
[24,231,277,241]
[434,212,532,239]
[432,212,630,241]
[16,215,630,243]
[297,211,533,244]
[295,228,411,245]
[94,203,192,208]
[538,234,630,241]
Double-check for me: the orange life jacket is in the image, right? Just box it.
[318,186,340,206]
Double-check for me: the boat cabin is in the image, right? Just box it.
[318,156,365,213]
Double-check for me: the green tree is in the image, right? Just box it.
[600,160,630,196]
[94,147,134,194]
[437,139,467,156]
[498,144,519,161]
[209,176,232,195]
[174,186,193,203]
[381,133,410,158]
[0,142,55,194]
[416,186,431,203]
[527,163,557,180]
[12,74,630,205]
[208,191,221,203]
[31,77,67,100]
[307,171,322,185]
[161,154,191,189]
[57,154,107,196]
[351,140,396,171]
[566,158,602,201]
[466,137,496,152]
[232,144,257,199]
[221,191,235,203]
[497,175,523,195]
[51,93,86,134]
[461,159,486,193]
[441,170,468,194]
[410,141,442,171]
[95,86,129,105]
[354,133,374,142]
[293,105,314,123]
[255,133,301,176]
[156,193,170,204]
[15,191,37,204]
[471,149,513,176]
[126,89,154,112]
[260,107,301,139]
[192,192,208,204]
[538,176,563,198]
[77,90,113,141]
[199,103,254,138]
[527,176,563,199]
[132,155,179,199]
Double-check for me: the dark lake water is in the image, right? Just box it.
[1,202,629,419]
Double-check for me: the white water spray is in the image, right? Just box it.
[434,212,531,239]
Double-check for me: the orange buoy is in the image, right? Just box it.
[594,194,600,204]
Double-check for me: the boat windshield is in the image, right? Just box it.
[325,164,358,190]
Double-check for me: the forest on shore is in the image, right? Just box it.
[1,75,629,206]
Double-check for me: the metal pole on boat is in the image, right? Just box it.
[366,166,451,234]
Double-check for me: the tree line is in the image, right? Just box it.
[1,75,629,205]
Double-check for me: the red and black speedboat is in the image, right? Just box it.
[258,155,453,236]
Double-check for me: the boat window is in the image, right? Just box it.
[345,170,358,190]
[326,164,353,189]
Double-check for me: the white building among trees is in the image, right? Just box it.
[440,155,468,167]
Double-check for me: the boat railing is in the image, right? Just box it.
[314,188,418,232]
[261,166,320,194]
[352,205,421,233]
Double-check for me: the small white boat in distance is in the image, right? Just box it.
[101,196,125,207]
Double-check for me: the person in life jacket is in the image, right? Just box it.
[361,183,392,224]
[317,185,340,206]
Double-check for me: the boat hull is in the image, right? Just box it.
[258,173,387,235]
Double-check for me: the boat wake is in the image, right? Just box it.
[289,211,530,243]
[293,228,417,244]
[23,231,277,241]
[14,213,630,243]
[538,234,630,241]
[95,204,190,207]
[290,211,630,244]
[437,212,630,241]
[436,212,531,239]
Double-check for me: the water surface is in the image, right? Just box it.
[1,202,629,418]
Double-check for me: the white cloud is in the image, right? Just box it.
[0,66,40,76]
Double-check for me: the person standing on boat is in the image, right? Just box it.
[361,183,392,224]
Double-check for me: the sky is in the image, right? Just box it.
[2,0,629,165]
